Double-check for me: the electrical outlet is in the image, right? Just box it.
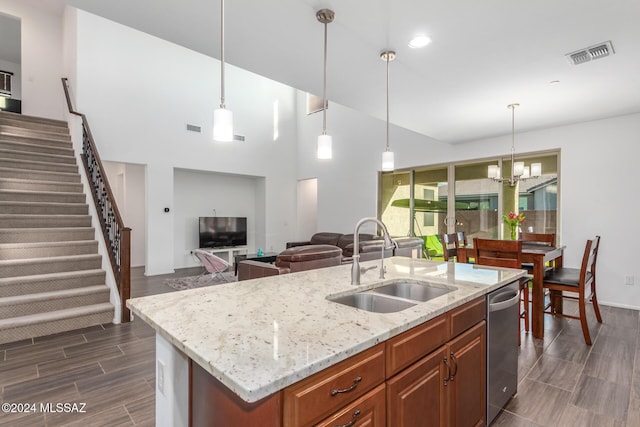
[157,360,165,395]
[625,276,635,286]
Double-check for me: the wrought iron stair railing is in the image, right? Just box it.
[62,77,131,323]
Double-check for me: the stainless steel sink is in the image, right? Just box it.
[328,279,457,313]
[329,292,417,313]
[371,280,454,302]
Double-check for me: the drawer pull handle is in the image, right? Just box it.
[443,357,451,386]
[450,352,458,380]
[336,409,361,427]
[330,376,362,396]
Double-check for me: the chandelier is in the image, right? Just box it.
[488,103,541,186]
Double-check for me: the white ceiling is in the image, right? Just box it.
[45,1,640,142]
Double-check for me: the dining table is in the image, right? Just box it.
[457,241,565,339]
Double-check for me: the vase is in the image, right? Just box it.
[509,224,518,240]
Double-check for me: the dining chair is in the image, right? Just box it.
[193,249,231,283]
[441,233,459,261]
[542,236,602,345]
[519,232,556,271]
[473,238,530,344]
[456,231,468,247]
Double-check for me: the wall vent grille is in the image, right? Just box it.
[233,134,245,142]
[566,41,614,65]
[186,124,202,133]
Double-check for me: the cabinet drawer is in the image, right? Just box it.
[385,313,449,377]
[283,343,385,427]
[316,383,386,427]
[450,297,485,337]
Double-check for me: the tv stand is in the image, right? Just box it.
[197,246,248,266]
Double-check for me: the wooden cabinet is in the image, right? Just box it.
[386,346,448,426]
[316,384,386,427]
[385,298,486,427]
[283,343,385,427]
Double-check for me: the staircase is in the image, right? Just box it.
[0,111,114,344]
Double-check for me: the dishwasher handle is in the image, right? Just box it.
[488,289,520,313]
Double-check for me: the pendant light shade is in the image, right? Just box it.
[381,50,396,171]
[382,150,395,171]
[213,0,233,142]
[316,9,334,160]
[317,134,332,159]
[213,107,233,142]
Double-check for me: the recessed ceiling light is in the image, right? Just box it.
[408,35,432,49]
[549,80,560,85]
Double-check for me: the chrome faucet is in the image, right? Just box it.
[351,217,397,285]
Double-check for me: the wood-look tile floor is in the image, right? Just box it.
[1,266,638,426]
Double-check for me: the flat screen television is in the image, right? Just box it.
[198,217,247,248]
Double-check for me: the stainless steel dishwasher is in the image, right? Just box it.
[486,281,520,425]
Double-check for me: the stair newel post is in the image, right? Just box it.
[121,227,132,322]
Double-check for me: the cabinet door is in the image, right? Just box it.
[446,321,486,427]
[316,384,386,427]
[386,347,448,427]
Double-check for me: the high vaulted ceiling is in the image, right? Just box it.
[54,0,640,142]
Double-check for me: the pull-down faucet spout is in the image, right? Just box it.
[351,217,396,286]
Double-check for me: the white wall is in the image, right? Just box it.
[103,161,147,268]
[295,91,453,235]
[0,0,64,119]
[296,178,317,239]
[74,10,298,275]
[173,168,260,268]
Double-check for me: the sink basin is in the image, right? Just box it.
[371,280,454,302]
[329,292,417,313]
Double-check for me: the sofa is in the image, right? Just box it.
[237,244,342,281]
[287,232,424,262]
[237,232,423,281]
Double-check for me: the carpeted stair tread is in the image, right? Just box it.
[0,189,85,203]
[0,269,105,297]
[0,167,81,183]
[0,239,98,260]
[0,227,96,243]
[0,141,75,158]
[0,180,84,194]
[0,200,89,215]
[0,214,92,228]
[0,303,114,344]
[0,285,108,305]
[0,111,68,128]
[0,253,102,278]
[0,125,72,141]
[0,157,78,173]
[0,134,73,149]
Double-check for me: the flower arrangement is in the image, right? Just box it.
[503,212,525,240]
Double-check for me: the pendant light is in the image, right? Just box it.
[381,50,396,171]
[488,103,542,186]
[213,0,233,142]
[316,9,334,160]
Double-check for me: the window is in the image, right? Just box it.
[379,151,559,247]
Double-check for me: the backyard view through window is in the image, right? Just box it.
[379,153,558,259]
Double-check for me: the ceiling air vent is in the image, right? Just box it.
[566,41,615,65]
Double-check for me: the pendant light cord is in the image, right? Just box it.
[385,54,390,151]
[220,0,226,109]
[322,20,328,134]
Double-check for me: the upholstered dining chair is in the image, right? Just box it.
[474,238,530,344]
[542,236,602,345]
[193,249,231,283]
[441,233,459,261]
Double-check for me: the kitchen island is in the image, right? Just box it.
[127,257,525,426]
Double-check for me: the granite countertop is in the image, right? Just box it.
[127,257,525,403]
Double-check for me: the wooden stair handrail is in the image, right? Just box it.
[61,77,131,323]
